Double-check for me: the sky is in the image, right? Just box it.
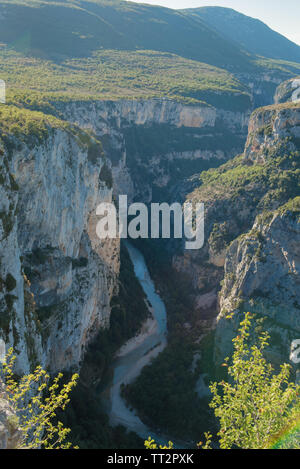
[128,0,300,46]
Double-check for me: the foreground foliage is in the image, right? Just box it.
[145,313,300,449]
[0,349,78,449]
[210,313,299,449]
[144,438,174,450]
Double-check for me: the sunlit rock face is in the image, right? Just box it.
[0,145,35,374]
[275,77,300,104]
[244,104,300,164]
[58,98,251,202]
[214,102,300,367]
[0,128,119,373]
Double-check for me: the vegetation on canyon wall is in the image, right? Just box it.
[193,145,300,210]
[0,104,70,144]
[0,104,105,155]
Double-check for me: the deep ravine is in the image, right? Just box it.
[106,242,168,443]
[105,242,196,448]
[104,242,193,447]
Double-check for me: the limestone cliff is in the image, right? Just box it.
[237,70,298,108]
[0,112,119,373]
[174,99,300,367]
[54,98,251,202]
[216,201,300,366]
[275,76,300,104]
[0,142,34,373]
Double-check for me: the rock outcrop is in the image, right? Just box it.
[216,201,300,366]
[275,77,300,104]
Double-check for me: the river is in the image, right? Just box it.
[107,242,168,442]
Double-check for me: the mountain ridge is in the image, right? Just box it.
[1,0,300,71]
[0,0,250,69]
[185,6,300,63]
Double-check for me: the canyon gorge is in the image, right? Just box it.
[0,0,299,449]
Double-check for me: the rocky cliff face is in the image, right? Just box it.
[244,102,300,163]
[0,143,33,373]
[216,202,300,366]
[238,72,288,108]
[215,102,300,365]
[275,76,300,104]
[173,98,300,368]
[0,118,119,373]
[56,98,251,202]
